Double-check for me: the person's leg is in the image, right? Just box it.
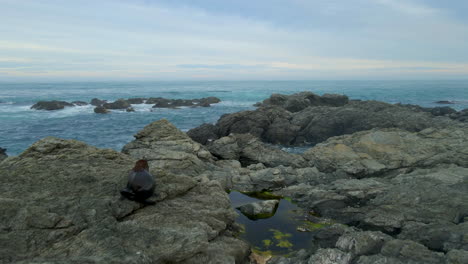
[134,190,155,205]
[120,188,135,201]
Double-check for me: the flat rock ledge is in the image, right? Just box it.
[0,135,249,263]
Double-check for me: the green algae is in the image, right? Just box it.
[269,229,294,249]
[297,220,332,232]
[240,190,283,200]
[276,240,293,248]
[262,239,273,247]
[269,229,292,240]
[252,248,273,257]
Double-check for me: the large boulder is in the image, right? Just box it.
[207,134,308,168]
[103,99,131,109]
[0,137,249,263]
[303,127,468,177]
[31,100,74,110]
[122,119,215,176]
[187,123,220,145]
[215,106,296,145]
[192,93,460,146]
[236,200,279,220]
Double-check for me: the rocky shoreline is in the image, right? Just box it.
[1,91,467,263]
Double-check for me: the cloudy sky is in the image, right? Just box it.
[1,0,467,80]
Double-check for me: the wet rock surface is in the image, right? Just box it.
[31,100,74,110]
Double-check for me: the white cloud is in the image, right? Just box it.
[0,0,467,80]
[375,0,438,15]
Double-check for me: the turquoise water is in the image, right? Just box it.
[1,80,468,155]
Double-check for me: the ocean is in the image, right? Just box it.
[1,80,467,156]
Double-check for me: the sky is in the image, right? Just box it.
[0,0,468,81]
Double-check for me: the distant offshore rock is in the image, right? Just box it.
[32,96,222,113]
[90,98,107,106]
[94,106,110,114]
[151,96,221,109]
[102,99,131,109]
[71,101,88,106]
[435,100,455,104]
[31,100,74,110]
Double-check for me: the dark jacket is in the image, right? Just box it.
[127,169,155,193]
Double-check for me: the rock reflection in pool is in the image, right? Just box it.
[229,191,314,256]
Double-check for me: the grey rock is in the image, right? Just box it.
[126,98,147,104]
[196,93,460,147]
[258,91,349,112]
[207,134,308,168]
[122,119,215,176]
[233,166,327,192]
[450,108,468,122]
[398,222,468,252]
[307,248,352,264]
[304,127,468,177]
[31,100,74,110]
[187,123,220,145]
[216,106,296,145]
[269,249,310,264]
[103,99,131,109]
[446,249,468,264]
[90,98,107,106]
[71,101,88,106]
[0,136,247,263]
[94,106,110,114]
[430,106,457,116]
[149,97,221,109]
[126,107,135,112]
[194,97,221,105]
[336,231,393,256]
[236,199,279,220]
[380,239,444,263]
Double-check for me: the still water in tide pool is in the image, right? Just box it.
[1,80,468,155]
[229,191,320,255]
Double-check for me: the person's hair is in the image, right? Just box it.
[133,160,149,172]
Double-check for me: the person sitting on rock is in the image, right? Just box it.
[120,160,155,205]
